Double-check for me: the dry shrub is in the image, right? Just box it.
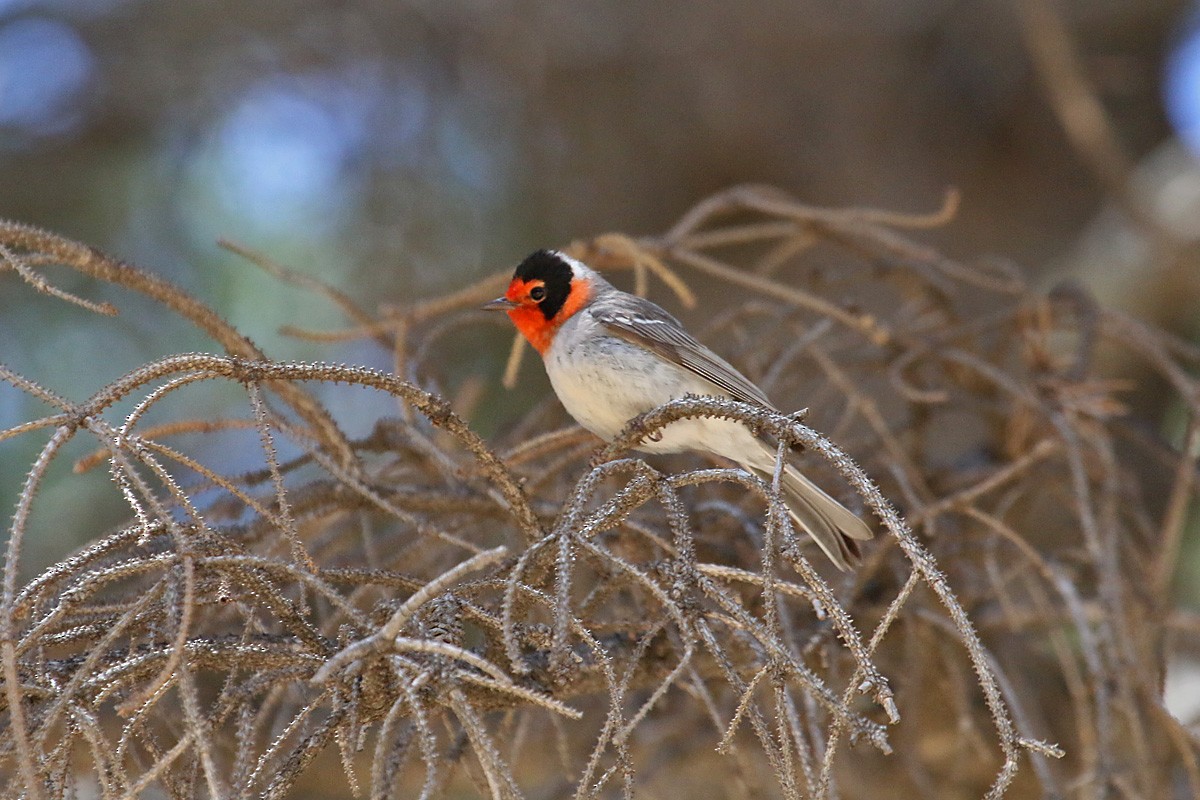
[1,186,1197,799]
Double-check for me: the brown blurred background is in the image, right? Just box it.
[0,1,1192,309]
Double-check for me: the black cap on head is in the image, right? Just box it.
[513,250,574,320]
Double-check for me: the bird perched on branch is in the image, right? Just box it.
[485,249,873,569]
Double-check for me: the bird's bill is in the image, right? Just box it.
[482,296,518,311]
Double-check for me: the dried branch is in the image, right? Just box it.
[1,186,1195,798]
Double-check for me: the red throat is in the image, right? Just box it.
[506,277,590,355]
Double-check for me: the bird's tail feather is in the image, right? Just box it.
[747,461,873,571]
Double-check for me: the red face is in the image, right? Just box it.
[501,275,588,354]
[502,277,551,352]
[504,276,545,307]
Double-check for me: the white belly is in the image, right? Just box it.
[544,330,760,459]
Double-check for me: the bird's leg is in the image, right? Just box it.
[788,407,809,452]
[626,408,665,444]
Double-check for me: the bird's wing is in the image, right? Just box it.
[589,296,777,410]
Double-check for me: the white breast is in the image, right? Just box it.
[543,310,764,460]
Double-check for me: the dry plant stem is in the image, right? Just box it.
[1050,416,1122,756]
[0,414,73,445]
[218,238,389,348]
[500,426,597,466]
[819,569,922,796]
[0,362,73,413]
[1,356,536,794]
[0,219,355,465]
[600,399,1062,778]
[246,381,314,573]
[0,241,118,315]
[263,702,345,799]
[104,435,284,531]
[391,271,510,325]
[1099,308,1200,411]
[659,185,1025,298]
[93,431,203,720]
[34,581,166,752]
[807,344,935,507]
[565,232,697,309]
[312,546,508,684]
[73,418,260,474]
[913,439,1061,524]
[1,424,77,800]
[502,330,527,390]
[783,689,820,798]
[246,688,333,791]
[489,584,627,799]
[122,731,195,797]
[700,573,885,747]
[664,246,890,346]
[697,563,818,606]
[283,445,486,556]
[696,617,799,800]
[664,183,961,240]
[730,187,1017,294]
[677,220,808,251]
[1014,0,1155,235]
[719,663,774,753]
[4,188,1195,798]
[102,355,538,540]
[199,555,370,627]
[762,446,804,798]
[447,687,524,800]
[920,608,1065,795]
[369,695,413,799]
[1155,416,1200,603]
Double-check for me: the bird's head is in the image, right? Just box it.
[483,250,594,353]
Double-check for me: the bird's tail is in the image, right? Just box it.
[746,460,873,571]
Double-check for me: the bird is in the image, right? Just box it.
[483,249,873,569]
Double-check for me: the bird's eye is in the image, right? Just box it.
[529,286,546,301]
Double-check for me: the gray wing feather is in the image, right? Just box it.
[589,296,776,409]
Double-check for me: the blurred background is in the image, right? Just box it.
[1,1,1194,330]
[2,0,1200,724]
